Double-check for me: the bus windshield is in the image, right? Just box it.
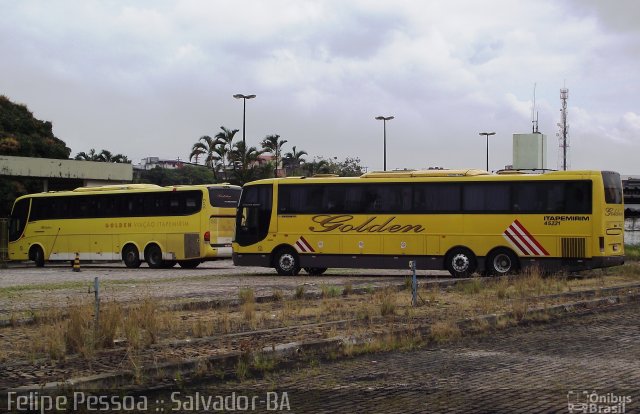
[9,198,29,242]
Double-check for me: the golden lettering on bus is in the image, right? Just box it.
[309,215,425,234]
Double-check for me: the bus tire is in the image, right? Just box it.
[178,260,200,269]
[29,245,45,268]
[445,247,476,277]
[487,248,519,276]
[145,244,163,269]
[304,267,327,276]
[122,245,141,268]
[274,247,301,276]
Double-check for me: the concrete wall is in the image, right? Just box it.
[0,155,132,182]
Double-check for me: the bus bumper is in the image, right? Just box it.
[233,252,272,267]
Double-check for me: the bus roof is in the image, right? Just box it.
[243,169,609,186]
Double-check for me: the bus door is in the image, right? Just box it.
[208,186,241,256]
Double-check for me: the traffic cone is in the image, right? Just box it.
[73,253,81,272]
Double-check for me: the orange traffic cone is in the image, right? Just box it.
[72,253,81,272]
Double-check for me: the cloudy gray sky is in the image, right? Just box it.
[1,0,639,174]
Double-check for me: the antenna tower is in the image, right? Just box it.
[557,87,569,170]
[531,83,539,133]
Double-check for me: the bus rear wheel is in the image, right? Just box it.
[487,249,519,276]
[304,267,327,276]
[122,245,141,268]
[145,245,163,269]
[445,248,476,277]
[29,245,45,267]
[274,248,301,276]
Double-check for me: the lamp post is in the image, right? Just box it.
[479,131,495,171]
[375,115,394,171]
[233,94,256,170]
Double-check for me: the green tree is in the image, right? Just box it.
[228,141,265,184]
[189,135,223,181]
[75,149,129,163]
[283,145,308,176]
[136,165,215,186]
[0,95,71,216]
[260,134,288,177]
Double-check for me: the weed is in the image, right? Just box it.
[236,359,249,381]
[97,301,122,348]
[378,288,396,317]
[239,288,255,304]
[511,299,528,321]
[456,278,483,295]
[320,284,341,298]
[272,289,283,302]
[343,283,353,296]
[253,354,277,373]
[294,285,305,299]
[429,321,461,343]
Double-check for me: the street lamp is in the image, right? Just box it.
[233,94,256,170]
[479,132,495,171]
[375,115,394,171]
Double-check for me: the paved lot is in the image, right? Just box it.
[0,260,451,315]
[197,303,640,413]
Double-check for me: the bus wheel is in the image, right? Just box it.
[446,248,476,277]
[145,245,163,269]
[487,249,519,276]
[122,245,141,268]
[304,267,327,276]
[178,260,200,269]
[29,246,45,268]
[274,248,301,276]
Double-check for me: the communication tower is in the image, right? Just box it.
[557,87,570,170]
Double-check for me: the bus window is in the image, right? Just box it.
[9,198,30,242]
[463,183,510,212]
[208,187,241,208]
[602,171,622,204]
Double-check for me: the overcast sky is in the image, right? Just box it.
[1,0,639,174]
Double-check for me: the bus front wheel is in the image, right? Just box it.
[29,245,45,268]
[445,248,476,277]
[122,245,141,268]
[145,245,163,269]
[274,248,301,276]
[487,249,519,276]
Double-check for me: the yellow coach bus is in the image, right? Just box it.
[8,183,241,268]
[232,169,624,276]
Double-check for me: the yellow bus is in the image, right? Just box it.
[232,169,624,276]
[8,183,241,268]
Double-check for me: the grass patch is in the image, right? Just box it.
[624,244,640,261]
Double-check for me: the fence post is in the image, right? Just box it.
[94,277,100,329]
[410,260,418,307]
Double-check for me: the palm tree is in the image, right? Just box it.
[283,146,308,176]
[214,126,239,169]
[74,148,100,161]
[260,134,288,177]
[229,141,265,184]
[74,149,130,163]
[189,135,223,181]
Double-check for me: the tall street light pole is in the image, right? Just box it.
[479,132,495,171]
[375,116,394,171]
[233,94,256,171]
